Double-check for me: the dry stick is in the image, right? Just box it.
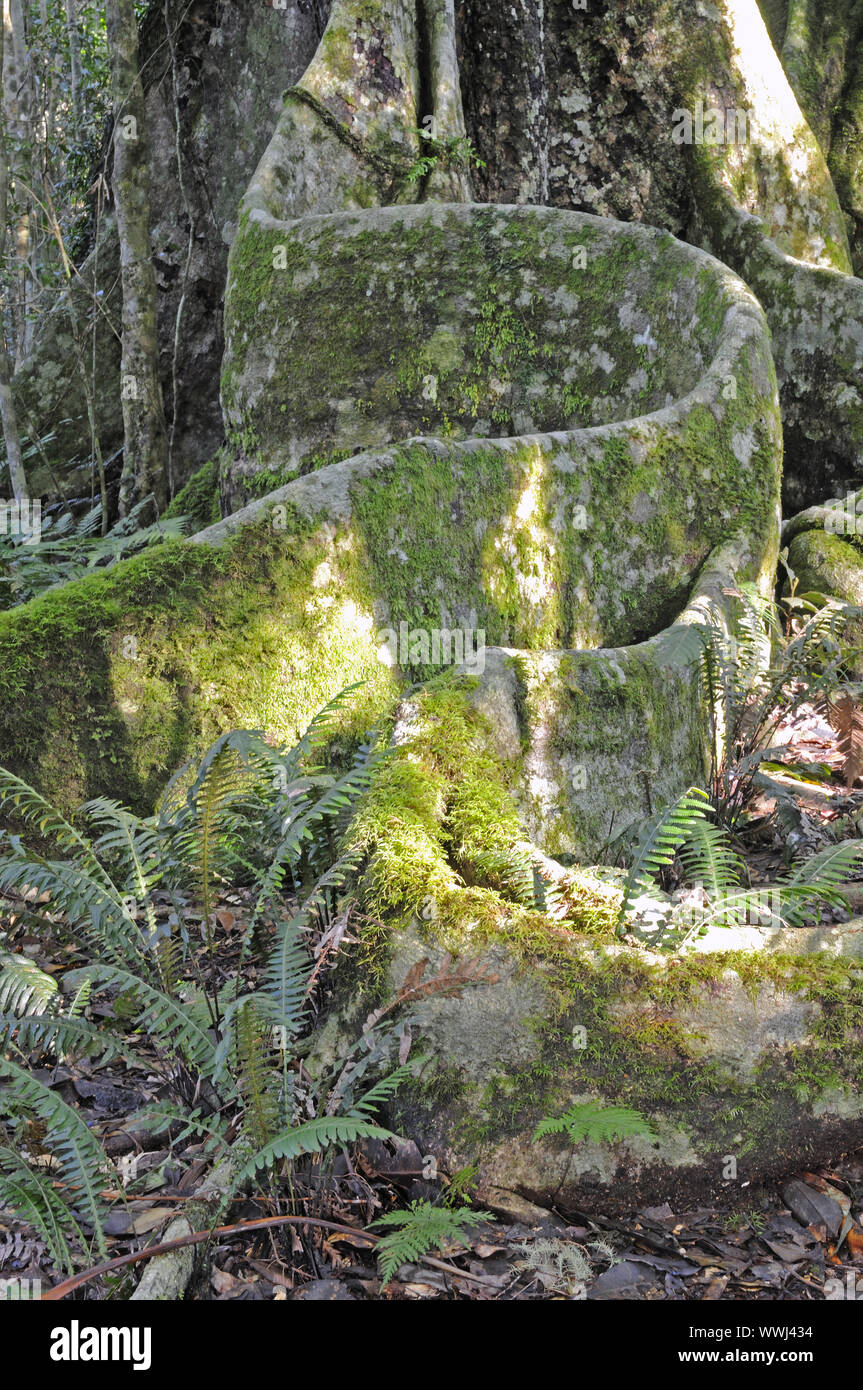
[41,1213,380,1300]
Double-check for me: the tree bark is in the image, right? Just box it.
[106,0,169,514]
[63,0,83,133]
[0,10,27,503]
[3,0,36,361]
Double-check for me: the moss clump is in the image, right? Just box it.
[163,456,222,528]
[0,508,397,813]
[345,677,622,947]
[347,755,457,923]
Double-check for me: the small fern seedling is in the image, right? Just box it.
[371,1199,494,1286]
[532,1101,656,1146]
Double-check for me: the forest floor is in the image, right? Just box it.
[2,1108,861,1301]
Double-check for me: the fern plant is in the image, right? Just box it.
[0,910,412,1272]
[615,787,710,933]
[0,496,190,609]
[533,1101,657,1146]
[617,786,863,946]
[0,694,418,1272]
[0,1057,114,1262]
[404,129,486,186]
[371,1199,494,1287]
[694,582,863,826]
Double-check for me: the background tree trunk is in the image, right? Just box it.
[3,0,36,362]
[0,10,27,503]
[106,0,168,515]
[63,0,82,133]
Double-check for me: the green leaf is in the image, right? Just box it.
[0,1058,113,1257]
[533,1101,656,1146]
[618,788,710,928]
[370,1201,494,1286]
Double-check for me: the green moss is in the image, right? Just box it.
[345,677,622,957]
[406,938,863,1167]
[0,508,398,814]
[222,205,746,498]
[164,456,222,528]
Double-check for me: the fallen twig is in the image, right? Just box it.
[41,1214,379,1300]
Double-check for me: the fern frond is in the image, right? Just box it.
[235,1116,393,1182]
[618,788,709,927]
[0,1057,112,1257]
[348,1063,417,1117]
[235,1000,281,1150]
[0,854,143,970]
[652,622,710,670]
[84,800,165,942]
[293,682,368,757]
[784,839,863,888]
[132,1101,231,1155]
[678,819,744,898]
[699,883,850,930]
[0,1009,127,1064]
[821,694,863,789]
[0,769,113,890]
[370,1200,493,1286]
[0,955,58,1016]
[533,1101,656,1145]
[256,918,312,1040]
[279,759,383,862]
[82,964,221,1079]
[0,1145,88,1274]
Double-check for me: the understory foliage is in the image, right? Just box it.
[0,494,189,608]
[696,582,863,826]
[617,785,863,945]
[611,585,863,943]
[0,690,446,1274]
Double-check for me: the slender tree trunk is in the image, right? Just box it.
[4,0,35,360]
[0,14,27,502]
[63,0,82,133]
[106,0,168,514]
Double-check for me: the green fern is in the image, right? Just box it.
[0,697,423,1273]
[371,1200,494,1286]
[533,1101,657,1146]
[678,819,744,899]
[0,954,128,1064]
[0,769,114,886]
[697,584,863,826]
[1,1008,127,1064]
[235,1116,394,1183]
[0,1058,114,1258]
[0,954,58,1016]
[81,963,223,1079]
[234,1000,281,1149]
[785,838,863,889]
[0,1145,89,1274]
[666,822,863,941]
[618,787,709,930]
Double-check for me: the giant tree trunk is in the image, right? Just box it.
[106,0,169,514]
[9,0,863,1218]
